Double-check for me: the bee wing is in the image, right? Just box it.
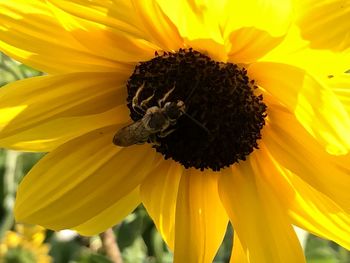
[113,120,151,147]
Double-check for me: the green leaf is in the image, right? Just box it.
[122,237,148,263]
[17,64,42,78]
[49,239,82,263]
[214,224,233,263]
[2,247,37,263]
[0,150,6,221]
[116,212,145,250]
[305,235,339,263]
[78,253,112,263]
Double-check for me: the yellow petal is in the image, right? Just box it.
[254,142,350,250]
[174,170,228,263]
[294,0,350,51]
[186,38,228,62]
[15,125,159,230]
[249,62,350,154]
[264,105,350,214]
[0,0,125,73]
[48,0,159,63]
[131,0,184,51]
[261,25,350,77]
[286,171,350,250]
[222,0,292,38]
[226,28,285,64]
[230,233,249,263]
[155,0,230,61]
[48,0,148,39]
[140,160,183,250]
[73,187,141,236]
[223,0,292,63]
[327,73,350,113]
[0,72,130,151]
[219,159,306,263]
[156,0,225,45]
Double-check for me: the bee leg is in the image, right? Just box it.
[158,84,176,107]
[140,93,155,110]
[149,134,161,146]
[158,128,176,138]
[132,82,146,115]
[133,105,146,116]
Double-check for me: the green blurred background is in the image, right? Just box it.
[0,53,349,263]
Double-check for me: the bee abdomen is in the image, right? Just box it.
[113,126,134,147]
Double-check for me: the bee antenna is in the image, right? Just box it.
[182,112,211,135]
[184,77,201,105]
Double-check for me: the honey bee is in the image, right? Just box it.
[113,83,186,146]
[113,100,185,146]
[113,82,210,147]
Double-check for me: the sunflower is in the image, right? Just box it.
[0,0,349,262]
[0,224,51,263]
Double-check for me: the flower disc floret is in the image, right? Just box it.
[126,49,267,171]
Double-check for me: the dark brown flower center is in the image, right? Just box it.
[125,48,267,171]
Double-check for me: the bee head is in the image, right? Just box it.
[163,101,185,121]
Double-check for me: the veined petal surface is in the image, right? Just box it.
[226,27,285,64]
[15,126,160,230]
[156,0,293,63]
[253,143,350,250]
[174,170,228,263]
[156,0,225,44]
[264,105,350,213]
[0,0,127,73]
[285,170,350,250]
[131,0,184,51]
[0,72,130,151]
[47,0,148,39]
[294,0,350,51]
[221,0,292,38]
[73,187,141,236]
[327,73,350,113]
[219,160,306,263]
[47,0,166,62]
[230,233,249,263]
[140,160,183,250]
[249,62,350,154]
[223,0,292,63]
[46,0,185,51]
[156,0,228,61]
[261,25,350,77]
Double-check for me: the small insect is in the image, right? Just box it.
[113,83,186,147]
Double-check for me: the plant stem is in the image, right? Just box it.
[0,150,21,239]
[100,228,123,263]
